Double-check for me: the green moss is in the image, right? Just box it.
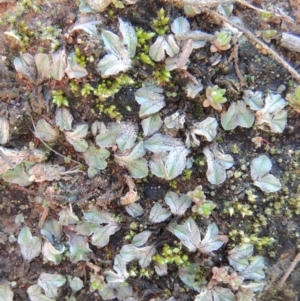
[182,169,193,181]
[75,47,87,67]
[153,8,170,35]
[153,68,171,85]
[94,74,134,100]
[135,27,156,66]
[52,90,69,107]
[152,243,190,267]
[81,83,94,97]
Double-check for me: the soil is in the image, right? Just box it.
[0,0,300,301]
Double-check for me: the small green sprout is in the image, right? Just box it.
[98,104,122,121]
[261,26,277,43]
[52,90,69,107]
[203,85,227,111]
[153,68,171,85]
[182,169,192,181]
[153,8,170,35]
[286,85,300,112]
[152,243,189,267]
[135,28,156,66]
[169,180,177,189]
[136,28,156,46]
[81,83,94,97]
[136,52,155,66]
[70,81,80,95]
[75,47,87,67]
[192,201,216,218]
[210,31,232,52]
[94,74,134,100]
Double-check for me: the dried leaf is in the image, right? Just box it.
[65,52,88,79]
[255,93,287,133]
[187,117,218,147]
[250,155,281,192]
[83,208,117,224]
[132,231,152,247]
[37,273,66,299]
[65,230,91,263]
[144,133,183,153]
[71,20,102,36]
[125,203,144,218]
[141,114,163,137]
[221,101,255,130]
[13,53,36,81]
[198,223,227,253]
[186,80,204,98]
[178,264,202,292]
[18,227,42,262]
[165,191,192,216]
[83,143,110,171]
[164,111,185,129]
[35,53,51,81]
[119,18,137,58]
[173,217,201,252]
[2,163,32,186]
[34,119,58,142]
[149,35,179,62]
[69,277,84,293]
[135,84,165,117]
[28,163,65,182]
[0,146,45,175]
[97,53,131,77]
[50,49,67,80]
[27,285,54,301]
[149,203,171,223]
[91,223,120,247]
[55,107,73,131]
[243,90,263,111]
[115,142,148,178]
[64,124,88,152]
[203,144,234,185]
[228,244,254,272]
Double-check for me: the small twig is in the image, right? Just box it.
[38,207,49,229]
[230,42,245,87]
[278,252,300,288]
[11,184,43,197]
[202,8,300,84]
[44,0,52,8]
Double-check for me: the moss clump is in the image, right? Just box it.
[152,243,190,267]
[52,90,69,107]
[135,28,155,67]
[152,8,170,35]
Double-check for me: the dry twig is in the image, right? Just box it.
[278,252,300,288]
[202,8,300,84]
